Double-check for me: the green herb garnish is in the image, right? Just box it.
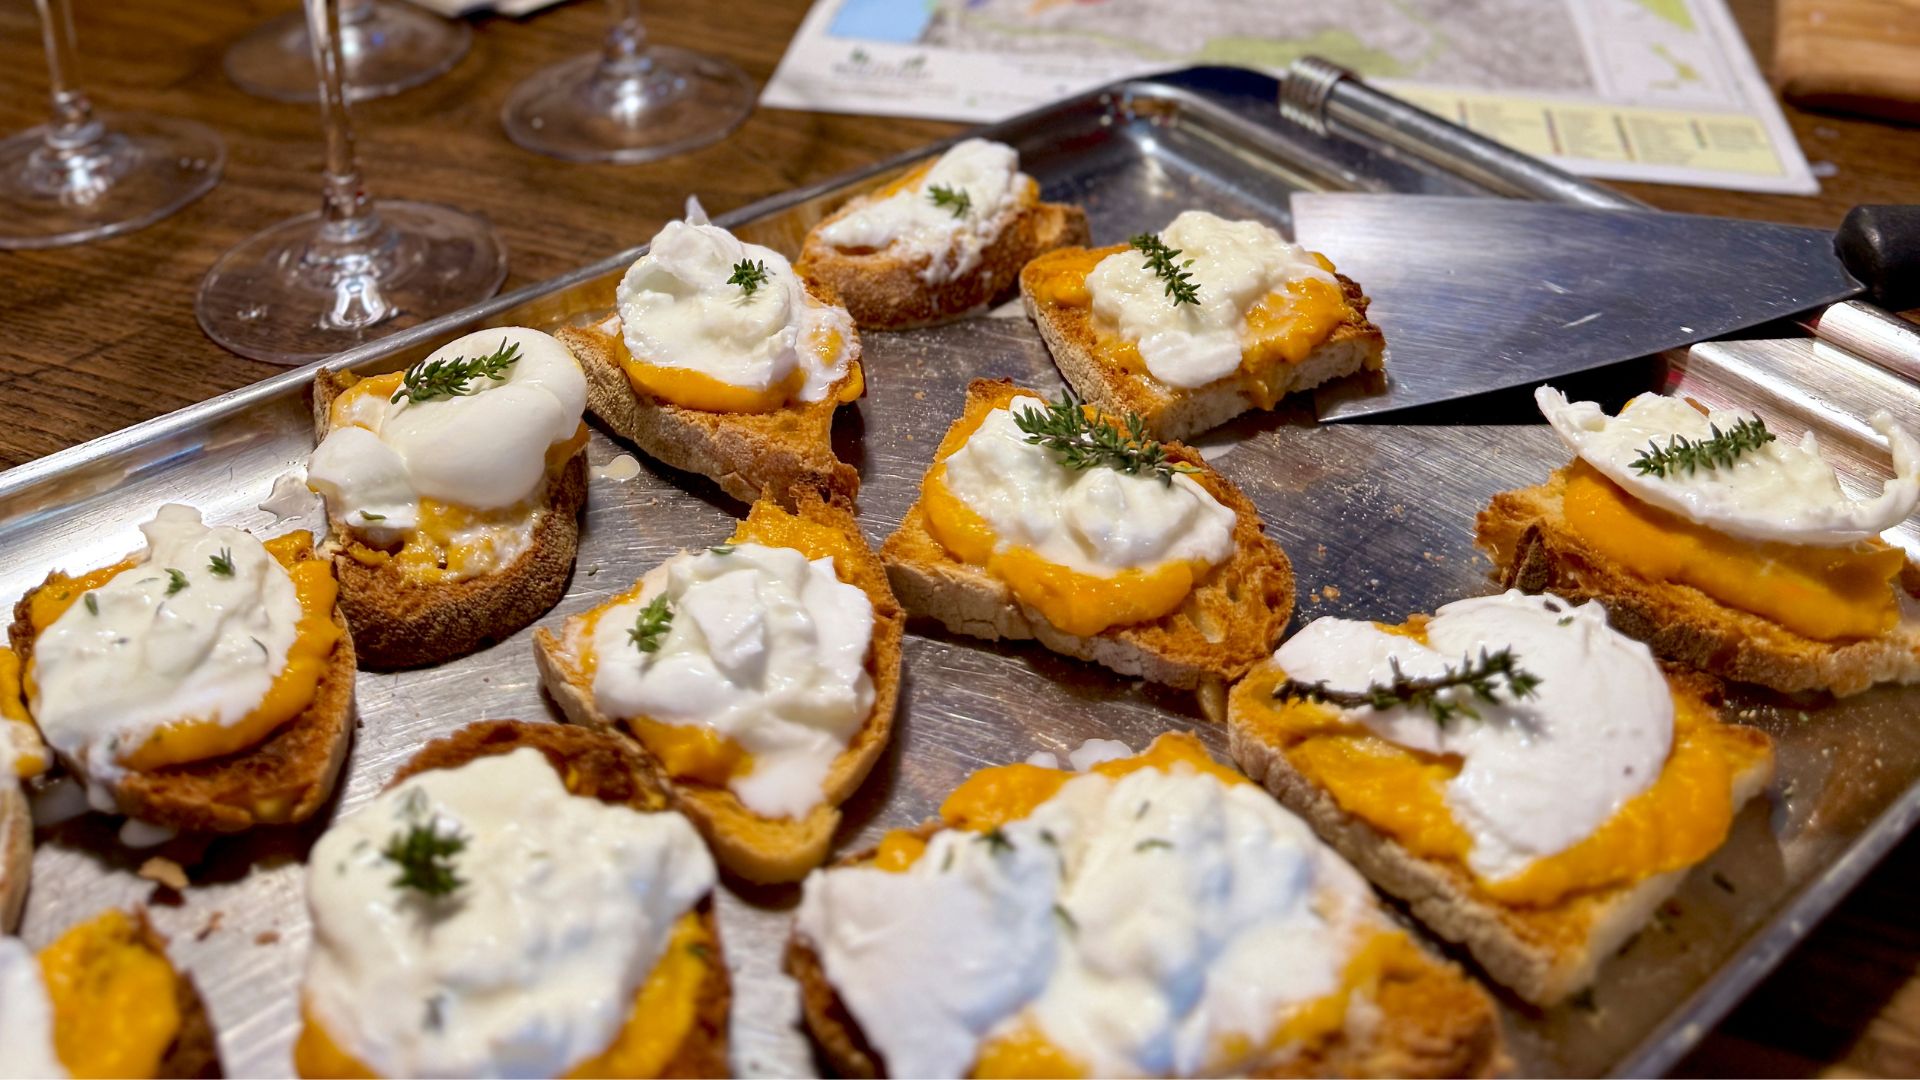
[1275,647,1543,728]
[727,259,771,297]
[208,548,235,577]
[1135,838,1173,853]
[84,594,99,616]
[390,339,521,404]
[1629,417,1774,478]
[927,183,972,218]
[977,827,1015,855]
[1053,903,1078,933]
[164,569,189,596]
[360,511,387,522]
[709,545,736,556]
[628,595,673,654]
[1013,393,1198,487]
[381,793,466,898]
[1129,233,1200,306]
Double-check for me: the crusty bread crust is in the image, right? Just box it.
[1,778,28,933]
[796,197,1090,330]
[534,490,904,884]
[557,293,862,511]
[786,823,1509,1079]
[142,908,225,1079]
[312,369,587,670]
[1476,466,1920,696]
[880,378,1294,720]
[1021,252,1385,442]
[388,720,729,1079]
[9,557,357,834]
[1227,667,1775,1007]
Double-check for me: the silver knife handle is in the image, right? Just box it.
[1802,300,1920,385]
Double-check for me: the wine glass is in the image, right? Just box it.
[224,0,470,104]
[0,0,224,250]
[500,0,754,164]
[196,0,507,366]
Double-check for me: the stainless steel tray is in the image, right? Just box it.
[7,68,1917,1079]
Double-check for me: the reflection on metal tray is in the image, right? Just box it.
[4,67,1915,1079]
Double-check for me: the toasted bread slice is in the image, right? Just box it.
[785,823,1508,1079]
[557,302,861,512]
[1228,665,1775,1007]
[1021,248,1384,442]
[880,378,1293,721]
[1,776,27,933]
[1477,465,1920,696]
[796,193,1090,330]
[139,909,225,1079]
[535,489,904,884]
[8,538,356,834]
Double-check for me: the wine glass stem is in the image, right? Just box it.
[34,0,103,155]
[602,0,649,72]
[306,0,377,245]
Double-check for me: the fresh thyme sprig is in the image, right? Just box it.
[1275,647,1543,728]
[927,184,972,218]
[1129,233,1200,306]
[1012,394,1198,487]
[164,569,189,596]
[1629,417,1775,478]
[727,259,771,297]
[390,339,522,404]
[628,595,673,654]
[208,548,235,577]
[382,791,466,898]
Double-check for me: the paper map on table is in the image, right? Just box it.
[762,0,1817,195]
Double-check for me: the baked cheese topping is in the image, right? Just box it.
[1085,210,1339,389]
[617,205,855,410]
[587,543,876,819]
[795,734,1379,1079]
[0,937,65,1080]
[308,326,587,583]
[815,138,1032,285]
[303,748,715,1079]
[28,505,319,803]
[1538,387,1920,546]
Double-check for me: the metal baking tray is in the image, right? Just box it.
[7,67,1916,1078]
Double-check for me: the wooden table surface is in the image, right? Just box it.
[4,0,1919,1074]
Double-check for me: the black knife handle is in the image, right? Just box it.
[1836,206,1920,311]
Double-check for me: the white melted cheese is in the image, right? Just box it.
[617,208,853,403]
[815,138,1030,285]
[1275,591,1673,881]
[1538,386,1920,546]
[1086,210,1336,390]
[0,937,66,1080]
[304,747,715,1079]
[941,396,1236,576]
[794,758,1373,1078]
[29,505,301,804]
[588,544,875,819]
[306,325,586,544]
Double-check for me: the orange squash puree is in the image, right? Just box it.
[917,399,1215,636]
[609,319,864,414]
[294,912,715,1079]
[1562,461,1903,641]
[0,647,47,777]
[1232,658,1772,908]
[24,535,339,772]
[1023,245,1351,405]
[38,910,181,1079]
[972,1022,1089,1079]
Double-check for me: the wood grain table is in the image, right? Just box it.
[3,0,1919,1074]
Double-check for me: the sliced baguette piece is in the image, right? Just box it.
[1477,465,1920,696]
[796,182,1090,330]
[1021,246,1384,442]
[311,368,588,670]
[785,827,1509,1079]
[880,378,1294,721]
[557,301,861,512]
[1228,663,1775,1007]
[29,908,224,1078]
[535,488,904,884]
[142,909,225,1079]
[8,535,356,834]
[0,775,27,933]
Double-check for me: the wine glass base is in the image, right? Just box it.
[501,46,754,164]
[224,1,471,103]
[0,113,223,250]
[197,200,508,366]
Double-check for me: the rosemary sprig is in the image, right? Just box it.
[927,184,972,218]
[1275,647,1543,728]
[1630,417,1775,478]
[1012,394,1198,487]
[382,792,466,898]
[727,259,771,297]
[628,595,673,654]
[1129,233,1200,306]
[164,569,189,596]
[208,548,235,577]
[390,339,521,404]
